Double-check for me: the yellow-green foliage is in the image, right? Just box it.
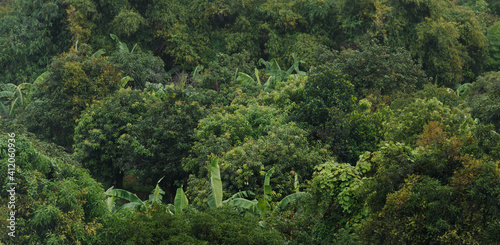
[0,124,107,245]
[21,44,122,147]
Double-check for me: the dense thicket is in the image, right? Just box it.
[1,0,500,244]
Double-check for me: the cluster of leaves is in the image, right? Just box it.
[98,206,285,245]
[2,0,500,244]
[184,100,330,206]
[74,86,205,197]
[357,123,500,244]
[0,122,107,244]
[328,41,430,97]
[0,0,70,85]
[466,72,500,130]
[21,44,122,148]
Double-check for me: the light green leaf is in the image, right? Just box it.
[208,156,223,208]
[149,177,165,204]
[278,192,309,210]
[264,168,275,202]
[174,187,189,214]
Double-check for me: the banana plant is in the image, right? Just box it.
[277,172,310,210]
[168,187,189,215]
[206,155,309,220]
[105,176,192,215]
[257,53,306,88]
[0,71,51,119]
[105,177,166,213]
[236,68,261,86]
[206,156,274,218]
[110,34,137,54]
[105,186,147,212]
[207,156,223,208]
[0,80,37,119]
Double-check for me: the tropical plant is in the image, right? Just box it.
[0,83,31,119]
[257,53,306,88]
[0,71,50,119]
[0,127,107,245]
[105,177,190,215]
[330,41,430,96]
[206,156,310,220]
[466,71,500,130]
[21,44,122,148]
[0,0,69,85]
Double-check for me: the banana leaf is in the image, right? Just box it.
[149,177,165,204]
[278,192,310,210]
[208,156,222,208]
[264,168,275,202]
[174,187,189,214]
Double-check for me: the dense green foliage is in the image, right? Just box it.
[21,45,122,148]
[0,0,70,85]
[74,87,204,195]
[2,0,500,244]
[0,122,107,244]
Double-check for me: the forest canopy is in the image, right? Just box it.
[1,0,500,244]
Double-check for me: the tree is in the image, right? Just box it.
[295,65,356,127]
[487,22,500,71]
[384,97,474,146]
[0,0,70,85]
[184,96,332,206]
[330,41,430,97]
[108,34,170,89]
[466,72,500,130]
[74,87,204,196]
[357,117,500,244]
[21,44,122,148]
[0,123,107,245]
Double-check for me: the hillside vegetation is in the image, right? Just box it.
[1,0,500,244]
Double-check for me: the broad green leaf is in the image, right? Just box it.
[237,72,255,84]
[0,83,16,92]
[264,168,275,202]
[208,156,223,208]
[105,197,115,212]
[110,34,119,42]
[110,33,129,53]
[167,204,175,214]
[237,72,255,85]
[32,71,49,90]
[192,65,204,77]
[0,91,15,98]
[207,193,216,209]
[256,198,270,219]
[226,198,256,210]
[174,187,189,214]
[106,188,144,206]
[117,202,146,212]
[121,76,134,88]
[0,103,9,118]
[278,192,309,210]
[254,68,261,85]
[149,177,165,204]
[263,76,281,88]
[226,191,255,201]
[268,59,281,73]
[90,49,105,60]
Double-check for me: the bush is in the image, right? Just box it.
[0,122,107,245]
[98,207,285,244]
[21,44,122,148]
[74,87,204,194]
